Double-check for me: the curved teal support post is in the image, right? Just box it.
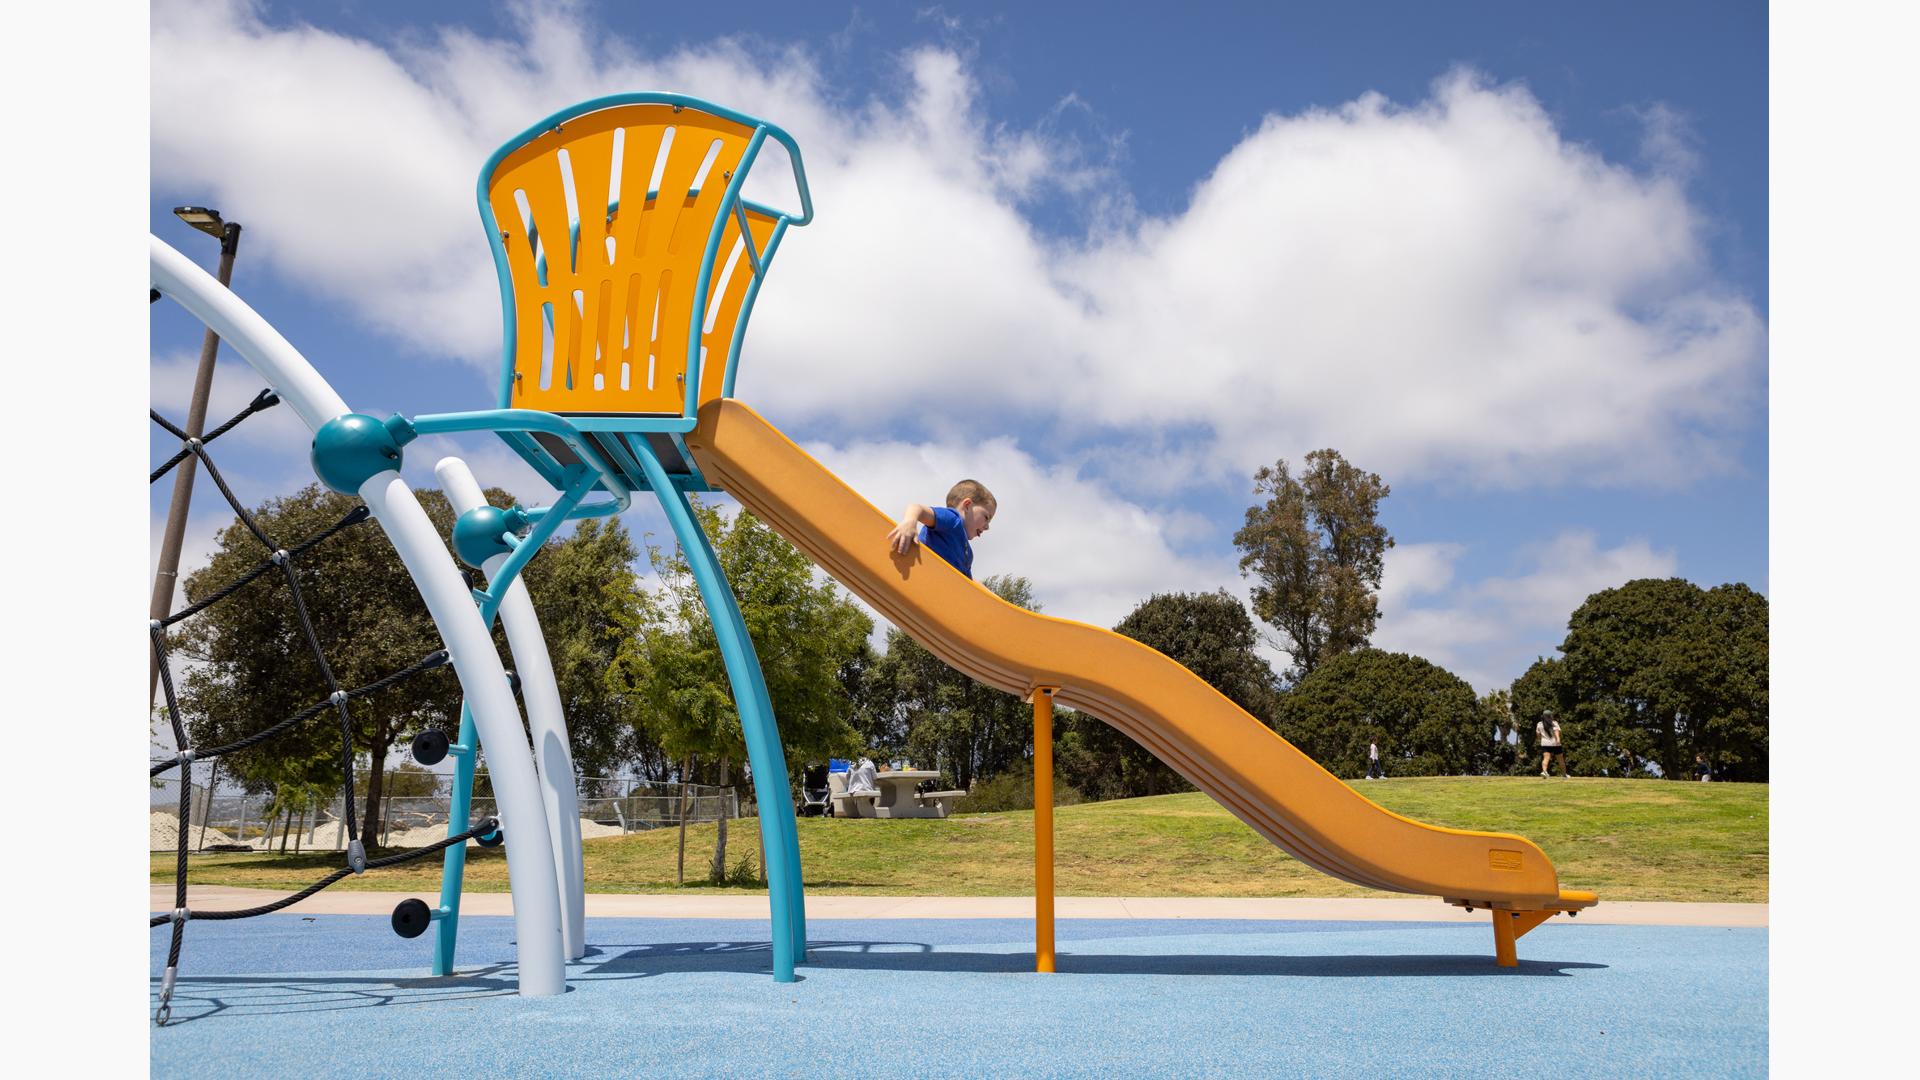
[432,702,480,975]
[630,444,806,980]
[431,465,599,976]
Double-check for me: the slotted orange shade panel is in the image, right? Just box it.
[486,103,770,415]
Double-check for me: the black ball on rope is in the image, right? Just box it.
[411,729,450,766]
[391,898,432,939]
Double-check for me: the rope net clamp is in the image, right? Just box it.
[156,965,178,1026]
[270,549,292,566]
[329,690,349,706]
[176,749,195,768]
[347,840,367,874]
[171,907,191,925]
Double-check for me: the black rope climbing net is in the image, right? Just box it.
[149,390,489,1027]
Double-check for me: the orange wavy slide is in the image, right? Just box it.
[688,398,1596,956]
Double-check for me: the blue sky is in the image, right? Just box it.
[149,0,1768,692]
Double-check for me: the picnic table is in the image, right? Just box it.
[830,769,967,819]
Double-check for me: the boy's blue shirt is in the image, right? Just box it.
[918,506,974,579]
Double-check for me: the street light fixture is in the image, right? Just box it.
[172,205,226,238]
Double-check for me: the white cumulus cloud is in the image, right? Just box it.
[1372,530,1679,690]
[804,435,1239,632]
[152,0,1763,494]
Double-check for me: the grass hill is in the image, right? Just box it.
[158,776,1767,903]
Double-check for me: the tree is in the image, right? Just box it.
[861,575,1041,793]
[1537,578,1769,780]
[513,516,657,778]
[172,485,464,846]
[1509,656,1600,775]
[1060,590,1281,799]
[1695,583,1770,780]
[1479,689,1521,775]
[1272,649,1491,776]
[172,482,651,845]
[608,499,867,882]
[1232,450,1393,682]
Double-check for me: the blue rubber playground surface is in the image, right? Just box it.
[151,914,1765,1078]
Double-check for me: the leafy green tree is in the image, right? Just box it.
[1480,688,1520,774]
[514,516,658,778]
[1537,578,1769,780]
[1508,656,1608,776]
[172,485,463,845]
[1272,649,1491,776]
[841,638,905,755]
[1232,450,1393,682]
[172,483,649,843]
[353,759,441,804]
[608,499,867,882]
[1059,590,1281,800]
[1695,583,1770,779]
[862,575,1042,793]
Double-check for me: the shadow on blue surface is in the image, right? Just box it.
[152,966,519,1027]
[151,917,1763,1078]
[154,933,1607,1028]
[587,938,1606,979]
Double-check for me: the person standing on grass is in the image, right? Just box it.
[1366,740,1385,780]
[1536,710,1567,778]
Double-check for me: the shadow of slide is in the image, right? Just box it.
[581,939,1605,979]
[153,936,1605,1027]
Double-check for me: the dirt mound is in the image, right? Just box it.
[149,811,236,851]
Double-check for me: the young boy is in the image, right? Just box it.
[885,479,996,579]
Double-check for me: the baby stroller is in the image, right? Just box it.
[797,764,832,817]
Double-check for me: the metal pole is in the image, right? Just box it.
[1032,686,1056,973]
[196,758,221,853]
[150,220,242,705]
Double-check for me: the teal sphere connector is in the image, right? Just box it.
[454,504,532,568]
[311,413,417,494]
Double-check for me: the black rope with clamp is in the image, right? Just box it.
[148,396,468,1028]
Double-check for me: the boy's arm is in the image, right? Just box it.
[886,503,939,555]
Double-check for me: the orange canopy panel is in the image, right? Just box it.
[486,103,779,416]
[687,398,1598,912]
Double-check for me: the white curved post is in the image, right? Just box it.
[149,236,349,429]
[150,235,566,997]
[436,456,587,960]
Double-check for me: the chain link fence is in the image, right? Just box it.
[150,769,739,853]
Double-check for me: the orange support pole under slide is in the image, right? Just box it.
[1491,908,1558,967]
[1033,687,1057,973]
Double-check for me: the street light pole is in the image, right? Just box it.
[150,208,243,705]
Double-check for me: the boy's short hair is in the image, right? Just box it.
[946,479,996,513]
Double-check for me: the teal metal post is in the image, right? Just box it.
[432,703,480,975]
[630,442,807,980]
[432,465,598,976]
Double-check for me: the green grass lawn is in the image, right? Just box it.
[154,776,1768,903]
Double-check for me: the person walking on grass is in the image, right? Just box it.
[1536,710,1567,778]
[1366,740,1385,780]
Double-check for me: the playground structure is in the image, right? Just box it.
[149,92,1594,1017]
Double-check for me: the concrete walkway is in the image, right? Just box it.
[152,885,1766,927]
